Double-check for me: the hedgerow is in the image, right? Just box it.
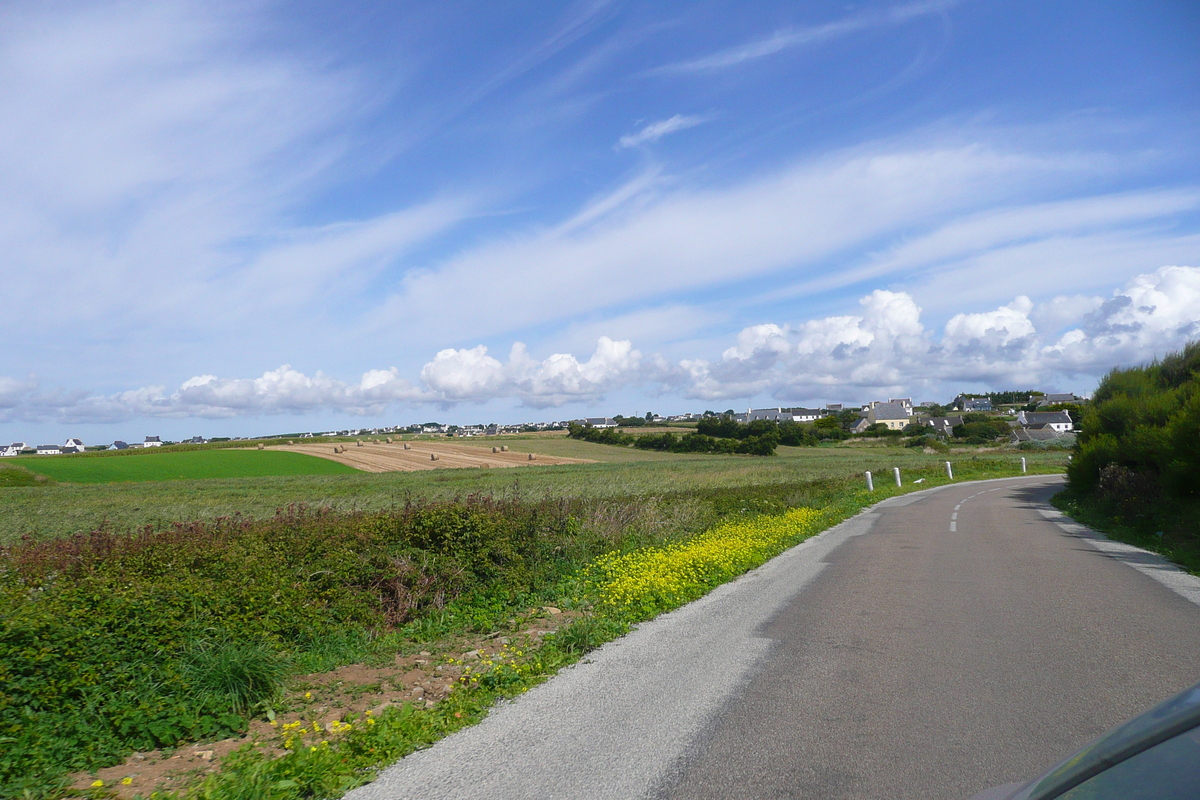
[1062,340,1200,571]
[567,422,789,455]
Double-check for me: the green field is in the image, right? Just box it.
[4,449,357,485]
[0,437,1067,545]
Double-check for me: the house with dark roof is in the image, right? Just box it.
[852,402,912,433]
[1037,393,1077,407]
[740,407,825,423]
[36,444,62,455]
[143,435,163,448]
[953,394,993,412]
[1016,410,1073,433]
[923,416,965,437]
[1010,427,1066,443]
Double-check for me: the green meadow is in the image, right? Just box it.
[4,448,356,485]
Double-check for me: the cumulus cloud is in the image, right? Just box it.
[422,337,642,408]
[0,366,429,424]
[617,114,709,148]
[676,266,1200,401]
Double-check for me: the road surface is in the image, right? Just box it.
[345,475,1200,800]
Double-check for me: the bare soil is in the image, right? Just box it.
[268,440,593,473]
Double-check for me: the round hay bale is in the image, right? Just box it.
[500,445,509,452]
[430,453,439,461]
[492,446,499,453]
[287,440,294,445]
[386,437,392,443]
[333,446,340,453]
[356,440,363,447]
[528,452,535,460]
[403,443,411,450]
[257,443,264,450]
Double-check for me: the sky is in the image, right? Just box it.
[1,0,1199,443]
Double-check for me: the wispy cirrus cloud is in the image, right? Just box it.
[617,114,710,148]
[649,0,957,75]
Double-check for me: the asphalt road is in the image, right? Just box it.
[345,475,1200,800]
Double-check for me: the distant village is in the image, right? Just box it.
[0,390,1083,457]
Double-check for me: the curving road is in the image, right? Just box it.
[346,475,1200,800]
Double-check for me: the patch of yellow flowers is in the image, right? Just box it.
[272,715,361,750]
[457,642,533,691]
[588,507,827,619]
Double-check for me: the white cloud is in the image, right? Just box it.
[944,296,1036,351]
[617,114,709,148]
[666,267,1200,401]
[1042,265,1200,373]
[422,337,643,408]
[650,0,956,74]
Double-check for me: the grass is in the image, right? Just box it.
[4,449,357,485]
[0,440,1068,545]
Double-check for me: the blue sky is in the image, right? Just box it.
[2,0,1199,443]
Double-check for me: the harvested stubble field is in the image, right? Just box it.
[273,439,592,472]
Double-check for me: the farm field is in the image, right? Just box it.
[4,448,358,484]
[274,439,593,471]
[0,438,1069,545]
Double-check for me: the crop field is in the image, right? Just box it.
[3,448,358,485]
[274,439,593,471]
[0,438,1068,545]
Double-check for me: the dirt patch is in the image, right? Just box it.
[67,607,579,798]
[268,440,593,473]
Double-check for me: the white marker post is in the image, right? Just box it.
[1021,457,1027,474]
[865,471,874,491]
[945,461,954,480]
[893,467,902,487]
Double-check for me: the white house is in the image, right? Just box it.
[1016,410,1073,433]
[143,436,163,447]
[583,417,618,428]
[0,446,18,457]
[37,444,62,455]
[63,438,85,454]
